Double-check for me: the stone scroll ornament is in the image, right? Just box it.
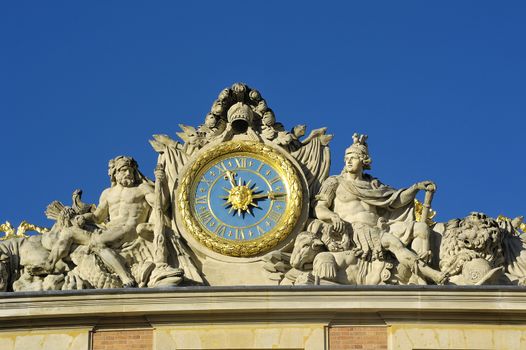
[1,83,525,292]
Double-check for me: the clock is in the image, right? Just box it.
[177,140,304,257]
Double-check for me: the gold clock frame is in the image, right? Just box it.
[177,140,303,257]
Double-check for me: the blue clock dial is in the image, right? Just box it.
[192,154,288,241]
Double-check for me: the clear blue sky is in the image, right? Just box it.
[1,2,525,229]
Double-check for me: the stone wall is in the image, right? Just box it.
[0,328,90,350]
[0,286,525,350]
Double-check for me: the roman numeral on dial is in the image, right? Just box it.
[269,176,280,185]
[195,196,207,204]
[197,209,213,225]
[234,158,247,169]
[267,209,281,222]
[214,224,227,237]
[214,162,228,173]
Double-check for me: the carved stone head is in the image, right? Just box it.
[108,156,140,187]
[290,231,324,270]
[344,133,372,170]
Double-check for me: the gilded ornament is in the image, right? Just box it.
[177,140,303,257]
[414,199,437,226]
[0,220,49,240]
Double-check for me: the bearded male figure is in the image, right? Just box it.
[313,134,445,284]
[46,156,168,287]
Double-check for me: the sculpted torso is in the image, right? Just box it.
[333,179,379,227]
[100,183,153,230]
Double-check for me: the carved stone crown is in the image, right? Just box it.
[345,133,369,156]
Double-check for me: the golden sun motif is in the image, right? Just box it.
[220,170,288,216]
[221,170,259,216]
[227,186,253,211]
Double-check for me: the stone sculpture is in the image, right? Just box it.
[1,82,525,291]
[311,134,444,285]
[0,156,197,292]
[266,136,526,286]
[438,212,526,285]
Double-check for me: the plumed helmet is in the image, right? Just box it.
[227,102,253,133]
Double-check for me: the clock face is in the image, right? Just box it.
[193,155,287,241]
[178,141,304,257]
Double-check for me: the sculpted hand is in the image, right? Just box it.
[415,181,436,192]
[330,214,346,233]
[154,166,166,182]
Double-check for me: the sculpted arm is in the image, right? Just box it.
[77,190,109,226]
[314,177,345,232]
[392,181,436,208]
[144,167,170,212]
[314,199,337,222]
[394,185,419,207]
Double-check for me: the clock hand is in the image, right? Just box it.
[252,191,287,200]
[223,170,237,188]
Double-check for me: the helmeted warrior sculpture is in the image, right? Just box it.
[285,134,445,285]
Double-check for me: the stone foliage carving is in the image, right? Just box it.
[1,82,525,291]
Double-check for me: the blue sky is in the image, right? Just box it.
[1,2,525,229]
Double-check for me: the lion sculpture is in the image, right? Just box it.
[439,212,526,285]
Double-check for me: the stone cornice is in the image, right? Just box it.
[0,285,525,325]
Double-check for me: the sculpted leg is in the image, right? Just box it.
[381,233,414,265]
[48,227,91,268]
[94,247,136,287]
[389,221,431,262]
[89,228,137,287]
[411,222,431,262]
[381,232,444,284]
[95,227,136,248]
